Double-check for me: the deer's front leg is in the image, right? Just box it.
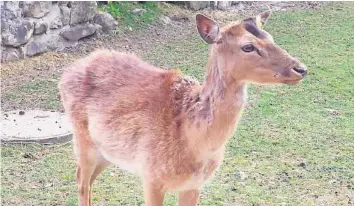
[178,189,200,206]
[143,181,166,206]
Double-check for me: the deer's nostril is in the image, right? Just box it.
[293,66,308,76]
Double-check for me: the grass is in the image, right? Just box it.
[2,78,60,111]
[1,2,354,205]
[100,1,162,31]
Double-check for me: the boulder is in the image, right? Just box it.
[93,12,118,32]
[1,18,34,47]
[1,9,17,22]
[188,1,209,10]
[34,20,48,35]
[41,3,62,30]
[59,5,70,26]
[1,2,21,24]
[1,47,23,62]
[1,10,16,33]
[31,27,76,51]
[22,2,52,18]
[4,1,19,12]
[60,24,97,41]
[217,1,232,11]
[25,41,48,57]
[70,1,97,25]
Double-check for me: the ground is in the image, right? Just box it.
[1,2,354,206]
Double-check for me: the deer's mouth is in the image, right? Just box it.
[275,72,304,85]
[276,64,307,85]
[282,79,303,85]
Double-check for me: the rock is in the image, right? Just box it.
[1,9,16,24]
[274,2,295,9]
[50,17,63,29]
[160,15,171,25]
[25,41,48,57]
[70,1,97,25]
[41,3,62,30]
[32,27,77,51]
[307,2,321,8]
[4,1,19,12]
[58,1,69,7]
[169,13,189,22]
[60,24,97,41]
[217,1,232,11]
[34,20,48,35]
[22,2,52,18]
[59,6,70,26]
[1,47,23,62]
[93,12,118,32]
[188,1,209,10]
[1,2,22,21]
[1,18,34,47]
[1,10,15,33]
[94,24,103,35]
[235,2,245,10]
[273,6,282,12]
[131,8,146,15]
[298,162,308,169]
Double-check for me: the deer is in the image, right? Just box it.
[59,11,308,206]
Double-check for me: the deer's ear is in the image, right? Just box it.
[256,10,272,28]
[196,14,221,44]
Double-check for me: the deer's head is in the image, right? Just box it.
[196,12,307,85]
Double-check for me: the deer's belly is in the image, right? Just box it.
[88,116,143,175]
[100,150,141,175]
[174,158,221,191]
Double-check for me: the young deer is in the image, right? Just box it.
[59,11,307,206]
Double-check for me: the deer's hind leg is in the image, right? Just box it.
[76,151,110,206]
[72,119,110,206]
[88,160,110,206]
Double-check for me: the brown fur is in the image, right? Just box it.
[59,13,307,206]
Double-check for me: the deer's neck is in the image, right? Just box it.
[187,51,247,151]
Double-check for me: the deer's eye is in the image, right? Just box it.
[241,44,255,53]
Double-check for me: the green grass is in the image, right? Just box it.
[2,2,354,205]
[2,78,60,111]
[100,1,161,31]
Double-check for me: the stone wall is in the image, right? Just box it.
[1,1,117,62]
